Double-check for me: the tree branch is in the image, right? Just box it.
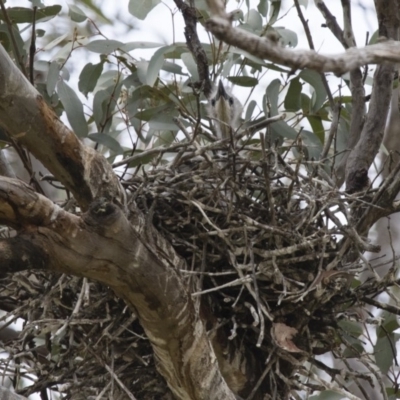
[205,13,400,75]
[0,45,124,210]
[344,1,399,192]
[0,176,238,400]
[174,0,212,97]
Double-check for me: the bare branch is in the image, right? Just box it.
[174,0,212,97]
[205,16,400,75]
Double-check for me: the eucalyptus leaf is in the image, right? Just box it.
[134,104,175,122]
[0,5,61,23]
[276,27,298,47]
[298,129,322,161]
[86,40,124,54]
[309,391,344,400]
[42,33,69,51]
[181,53,199,81]
[374,334,395,375]
[68,4,87,23]
[306,116,325,144]
[227,76,258,87]
[57,80,88,138]
[147,45,176,86]
[122,41,163,51]
[161,61,186,75]
[270,120,297,140]
[299,69,327,112]
[376,311,400,338]
[153,130,177,147]
[79,61,104,97]
[47,61,60,96]
[245,9,263,31]
[245,100,257,122]
[89,133,124,154]
[93,89,110,129]
[268,0,281,25]
[128,0,161,20]
[266,79,281,116]
[257,0,268,16]
[284,78,301,111]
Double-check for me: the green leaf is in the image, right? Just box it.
[124,150,157,167]
[268,0,281,25]
[339,320,363,337]
[270,120,297,140]
[245,9,263,31]
[42,32,69,51]
[147,45,176,86]
[227,76,258,87]
[134,104,174,122]
[88,133,123,154]
[128,0,161,20]
[79,0,112,24]
[0,24,25,58]
[47,61,60,96]
[57,80,88,138]
[377,311,400,338]
[276,28,298,47]
[257,0,268,16]
[153,130,177,147]
[298,129,323,161]
[309,391,344,400]
[342,338,363,358]
[0,5,62,23]
[149,114,180,132]
[266,79,281,116]
[31,0,45,7]
[306,116,325,143]
[335,115,350,165]
[92,84,120,133]
[68,4,87,23]
[299,69,327,112]
[122,41,163,51]
[284,78,302,111]
[79,61,104,97]
[374,334,395,374]
[86,40,124,54]
[245,100,257,121]
[161,60,186,75]
[181,53,199,81]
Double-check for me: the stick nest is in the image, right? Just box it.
[0,140,393,399]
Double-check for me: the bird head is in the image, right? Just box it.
[208,80,242,139]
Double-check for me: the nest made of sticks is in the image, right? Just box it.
[127,144,349,348]
[0,137,391,399]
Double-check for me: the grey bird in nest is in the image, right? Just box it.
[208,80,242,140]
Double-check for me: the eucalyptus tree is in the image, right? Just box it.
[0,1,400,400]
